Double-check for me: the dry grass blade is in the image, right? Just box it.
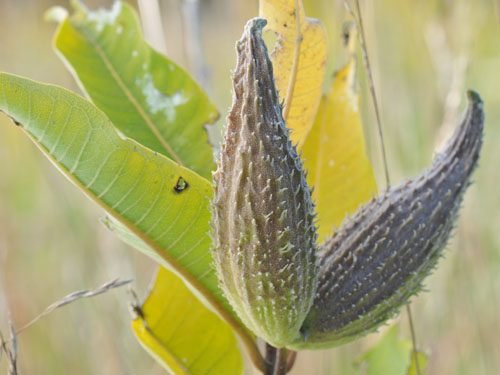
[9,318,17,372]
[0,327,18,375]
[16,279,133,335]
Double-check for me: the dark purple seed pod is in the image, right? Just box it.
[289,90,484,350]
[210,18,318,348]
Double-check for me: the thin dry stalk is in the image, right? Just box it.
[406,304,422,374]
[344,2,421,374]
[0,326,18,375]
[16,279,133,335]
[344,0,390,189]
[8,319,17,370]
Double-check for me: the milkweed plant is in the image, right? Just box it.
[0,1,484,374]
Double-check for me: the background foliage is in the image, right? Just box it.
[0,0,499,374]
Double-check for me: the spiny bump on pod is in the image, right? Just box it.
[210,18,318,348]
[290,90,484,350]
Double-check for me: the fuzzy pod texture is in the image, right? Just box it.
[211,18,318,348]
[289,90,484,350]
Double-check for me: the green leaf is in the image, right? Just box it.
[357,326,410,375]
[356,325,428,375]
[45,3,261,370]
[0,72,237,339]
[132,267,243,375]
[50,0,217,179]
[47,1,227,307]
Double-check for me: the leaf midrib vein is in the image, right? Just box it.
[142,322,192,375]
[82,29,184,167]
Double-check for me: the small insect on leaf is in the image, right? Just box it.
[174,177,189,193]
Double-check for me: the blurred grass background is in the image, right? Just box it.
[0,0,499,374]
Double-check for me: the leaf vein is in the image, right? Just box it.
[81,30,184,166]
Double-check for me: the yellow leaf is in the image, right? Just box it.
[132,267,243,375]
[301,59,377,243]
[259,0,328,145]
[407,350,428,375]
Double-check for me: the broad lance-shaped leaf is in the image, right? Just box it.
[48,2,251,370]
[49,1,217,179]
[0,72,244,345]
[301,58,378,243]
[49,1,230,311]
[259,0,328,146]
[211,18,318,348]
[49,3,225,301]
[290,90,484,350]
[132,267,243,375]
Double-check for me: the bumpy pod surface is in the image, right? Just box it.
[290,91,484,350]
[211,18,318,347]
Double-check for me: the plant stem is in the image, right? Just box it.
[265,343,278,374]
[345,0,391,189]
[286,350,297,372]
[354,0,390,188]
[264,344,292,375]
[345,3,422,374]
[349,5,422,374]
[273,348,288,375]
[406,305,422,375]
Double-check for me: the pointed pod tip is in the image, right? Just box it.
[245,17,268,35]
[466,89,483,107]
[462,89,485,145]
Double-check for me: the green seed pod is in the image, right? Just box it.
[290,90,484,350]
[211,18,318,348]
